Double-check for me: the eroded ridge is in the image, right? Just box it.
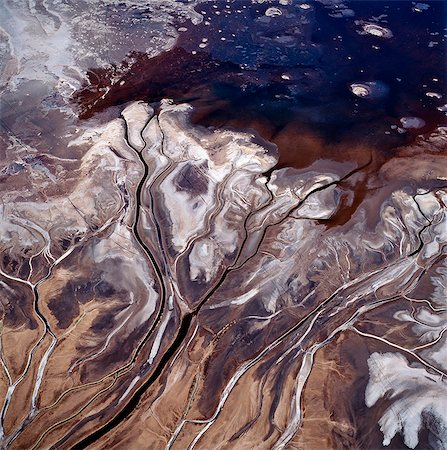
[0,101,446,449]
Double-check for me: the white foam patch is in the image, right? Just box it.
[365,352,447,449]
[430,259,447,307]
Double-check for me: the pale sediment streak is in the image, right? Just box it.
[0,214,119,444]
[0,269,34,289]
[0,289,57,447]
[271,349,315,450]
[351,327,446,378]
[271,297,401,449]
[412,327,447,351]
[0,333,47,444]
[69,304,134,373]
[168,290,349,449]
[148,295,174,365]
[30,333,58,415]
[1,101,446,448]
[183,309,324,450]
[118,376,141,405]
[169,246,440,450]
[169,324,199,370]
[0,209,120,402]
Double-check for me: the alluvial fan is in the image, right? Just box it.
[0,1,446,449]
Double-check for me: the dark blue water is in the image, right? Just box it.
[77,0,446,166]
[180,0,446,145]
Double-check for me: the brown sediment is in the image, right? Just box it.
[295,329,437,450]
[2,0,447,447]
[1,101,446,450]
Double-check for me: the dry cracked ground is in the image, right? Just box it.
[0,101,446,449]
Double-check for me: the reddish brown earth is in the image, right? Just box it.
[0,100,446,449]
[1,1,446,449]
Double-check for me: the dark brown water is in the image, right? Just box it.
[74,0,446,170]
